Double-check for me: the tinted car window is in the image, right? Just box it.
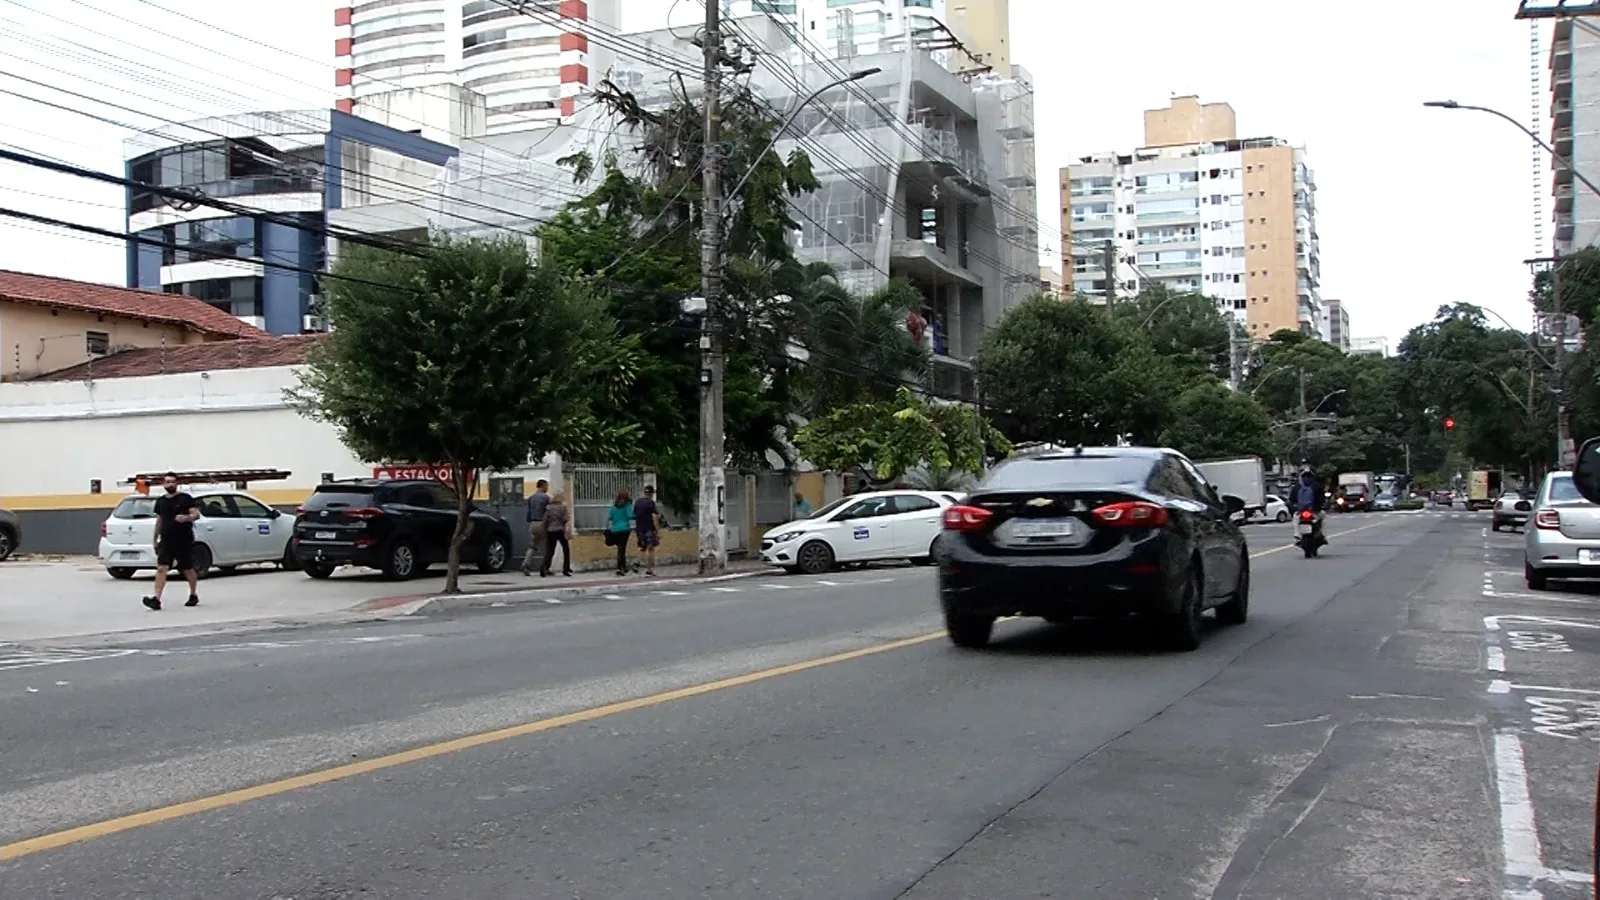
[893,495,938,514]
[838,496,893,519]
[980,455,1156,490]
[806,497,852,519]
[429,483,460,509]
[198,495,235,518]
[112,497,158,519]
[302,488,375,510]
[401,485,434,508]
[1175,457,1221,504]
[232,495,272,518]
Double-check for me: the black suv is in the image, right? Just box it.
[292,479,514,580]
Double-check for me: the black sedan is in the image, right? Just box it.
[937,446,1251,652]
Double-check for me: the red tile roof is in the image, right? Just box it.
[0,269,267,338]
[31,335,322,382]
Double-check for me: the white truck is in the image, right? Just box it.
[1195,457,1266,520]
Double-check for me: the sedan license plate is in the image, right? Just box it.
[314,531,337,540]
[118,551,140,559]
[996,517,1081,546]
[1580,549,1600,566]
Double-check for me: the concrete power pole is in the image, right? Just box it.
[1297,367,1308,467]
[697,0,728,573]
[1102,240,1116,310]
[1552,253,1576,469]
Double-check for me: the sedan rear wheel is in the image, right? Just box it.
[1526,560,1548,591]
[1159,565,1204,652]
[945,612,995,649]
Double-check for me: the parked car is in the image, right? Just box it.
[1256,494,1289,523]
[1493,490,1534,532]
[760,490,961,575]
[937,446,1251,652]
[292,479,514,580]
[98,489,296,579]
[1372,493,1397,511]
[1524,473,1600,589]
[0,506,19,561]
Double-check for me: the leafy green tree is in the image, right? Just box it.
[290,235,637,593]
[977,296,1171,445]
[794,277,929,413]
[1110,286,1235,384]
[793,387,1011,484]
[1159,382,1272,461]
[539,78,824,511]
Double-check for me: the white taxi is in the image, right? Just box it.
[98,488,297,579]
[760,489,961,575]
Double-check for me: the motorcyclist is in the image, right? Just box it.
[1290,469,1327,545]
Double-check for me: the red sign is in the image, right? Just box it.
[372,465,471,484]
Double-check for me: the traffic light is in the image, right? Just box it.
[1444,416,1456,431]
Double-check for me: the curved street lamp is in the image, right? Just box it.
[1423,100,1600,199]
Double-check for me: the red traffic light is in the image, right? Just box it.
[1444,416,1456,431]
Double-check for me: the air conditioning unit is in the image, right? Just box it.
[302,313,329,333]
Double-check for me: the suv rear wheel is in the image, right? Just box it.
[945,611,995,649]
[384,539,418,581]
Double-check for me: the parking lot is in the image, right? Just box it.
[0,556,471,643]
[1480,523,1600,898]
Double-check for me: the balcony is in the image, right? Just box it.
[905,125,990,197]
[1553,98,1573,125]
[1555,127,1573,153]
[890,239,982,286]
[1557,182,1575,212]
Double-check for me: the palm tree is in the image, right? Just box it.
[797,277,930,414]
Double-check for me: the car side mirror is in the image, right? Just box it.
[269,509,282,519]
[1575,437,1600,503]
[1222,494,1246,515]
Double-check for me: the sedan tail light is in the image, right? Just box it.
[1092,501,1168,528]
[1535,509,1562,530]
[943,505,993,532]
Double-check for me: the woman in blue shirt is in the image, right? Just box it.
[608,490,634,575]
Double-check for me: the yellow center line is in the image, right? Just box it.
[0,513,1416,862]
[0,631,945,862]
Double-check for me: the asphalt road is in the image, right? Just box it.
[0,510,1578,898]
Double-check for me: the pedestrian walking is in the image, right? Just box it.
[142,472,201,611]
[520,479,550,576]
[633,484,661,576]
[540,490,574,577]
[607,490,633,575]
[792,491,812,519]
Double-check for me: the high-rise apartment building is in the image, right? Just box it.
[721,0,1008,74]
[1058,96,1325,340]
[333,1,619,135]
[1550,19,1599,253]
[1324,297,1350,351]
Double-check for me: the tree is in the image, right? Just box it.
[793,388,1011,485]
[539,78,823,510]
[1159,382,1272,461]
[794,277,929,414]
[1109,286,1235,384]
[977,296,1171,446]
[290,235,638,593]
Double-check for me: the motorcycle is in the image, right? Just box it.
[1295,508,1323,558]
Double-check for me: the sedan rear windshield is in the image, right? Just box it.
[979,455,1154,490]
[111,497,158,519]
[1547,476,1584,503]
[302,488,376,510]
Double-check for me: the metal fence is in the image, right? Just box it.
[755,471,792,526]
[570,466,654,532]
[724,475,748,552]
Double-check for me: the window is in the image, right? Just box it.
[838,496,892,519]
[892,495,938,513]
[86,330,109,356]
[429,483,460,509]
[232,495,273,518]
[170,277,262,318]
[401,485,434,507]
[199,495,234,519]
[1209,194,1222,205]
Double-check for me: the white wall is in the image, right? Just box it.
[0,366,368,497]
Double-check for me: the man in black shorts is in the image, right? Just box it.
[144,472,201,611]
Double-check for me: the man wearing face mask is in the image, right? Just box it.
[144,471,201,611]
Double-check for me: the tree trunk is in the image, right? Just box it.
[443,465,478,594]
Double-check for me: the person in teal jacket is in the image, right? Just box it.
[607,490,634,575]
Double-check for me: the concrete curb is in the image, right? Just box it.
[399,568,776,616]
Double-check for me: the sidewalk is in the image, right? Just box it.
[0,556,774,646]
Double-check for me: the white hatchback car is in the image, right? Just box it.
[760,489,961,575]
[98,489,297,579]
[1257,494,1289,523]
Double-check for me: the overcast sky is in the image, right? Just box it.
[0,0,1549,345]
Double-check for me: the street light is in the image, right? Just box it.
[721,68,881,212]
[1423,100,1600,199]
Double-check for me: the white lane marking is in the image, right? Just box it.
[816,580,840,586]
[1487,645,1507,672]
[1490,681,1600,696]
[710,587,742,593]
[1487,615,1600,632]
[602,594,624,600]
[1493,731,1547,885]
[765,584,793,590]
[1348,693,1447,701]
[1263,714,1329,728]
[655,591,688,597]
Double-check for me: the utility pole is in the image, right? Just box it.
[697,0,728,573]
[1102,240,1116,311]
[1552,252,1575,469]
[1297,367,1307,467]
